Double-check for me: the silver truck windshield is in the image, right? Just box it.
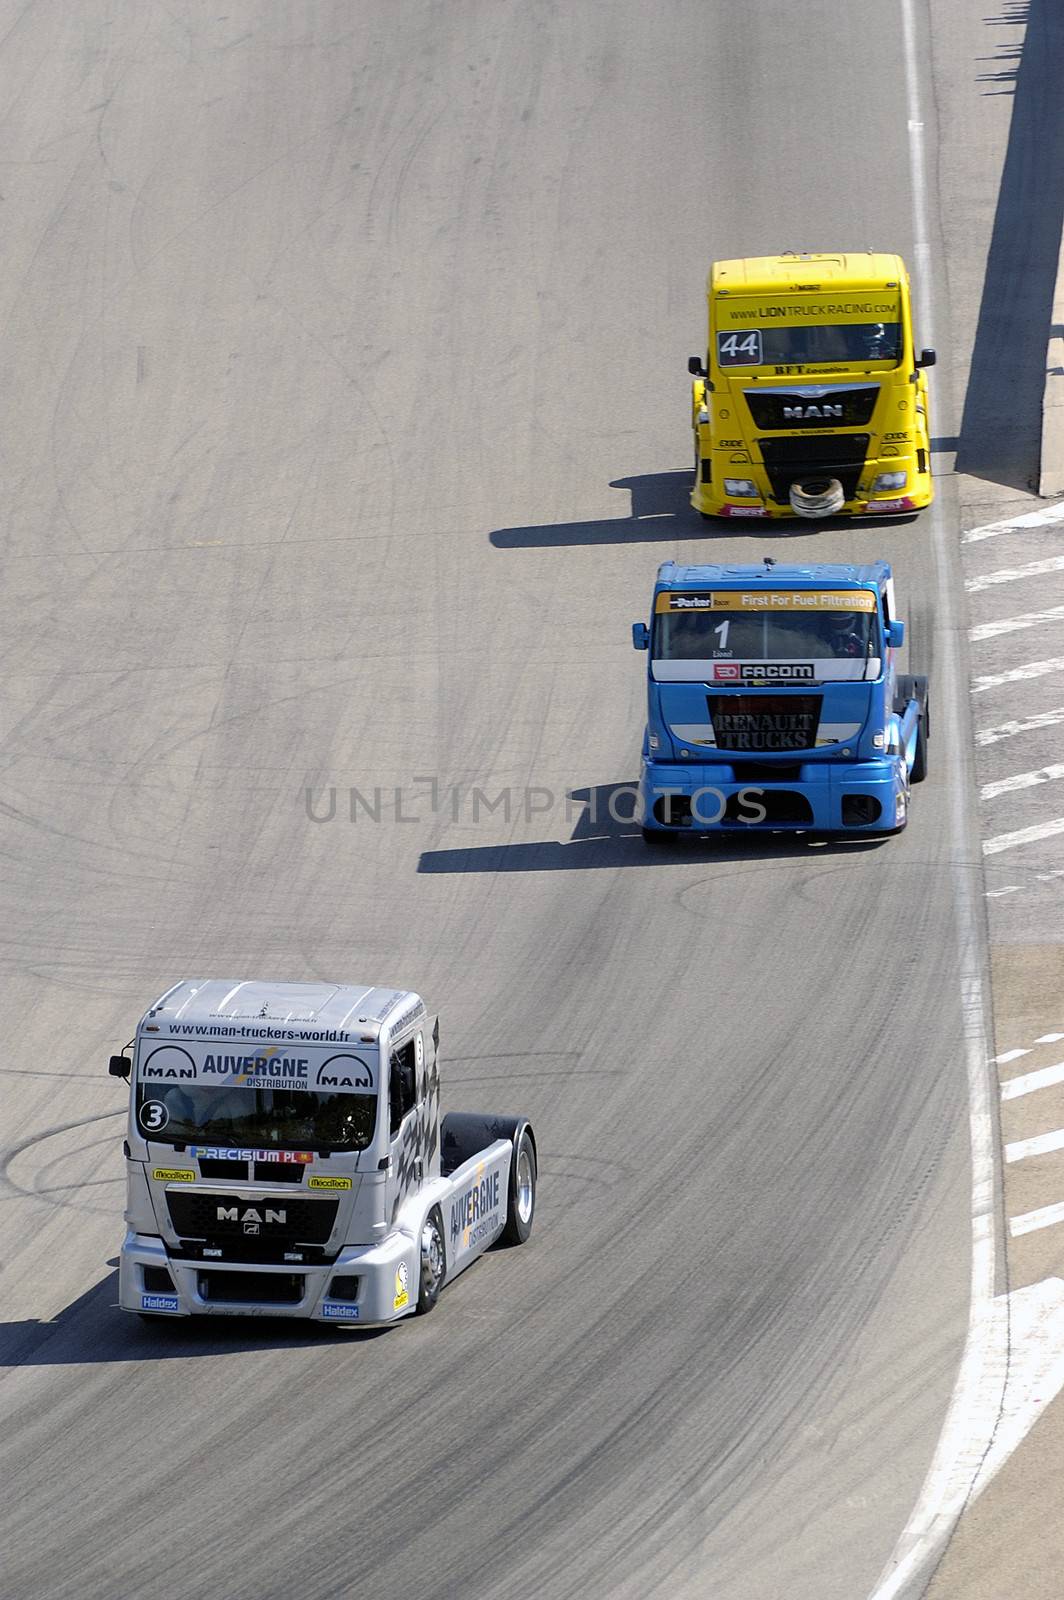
[135,1083,376,1151]
[655,605,878,661]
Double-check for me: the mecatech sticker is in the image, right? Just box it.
[308,1176,353,1191]
[152,1168,195,1183]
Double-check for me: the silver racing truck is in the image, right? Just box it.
[110,979,537,1325]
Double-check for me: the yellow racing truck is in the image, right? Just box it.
[688,252,935,520]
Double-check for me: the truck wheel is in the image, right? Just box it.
[416,1208,446,1314]
[500,1127,537,1247]
[910,677,929,782]
[912,703,929,782]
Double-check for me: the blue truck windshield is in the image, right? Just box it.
[655,604,878,662]
[135,1083,376,1151]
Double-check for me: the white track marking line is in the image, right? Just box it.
[963,501,1064,542]
[867,8,999,1596]
[985,884,1021,898]
[1006,1128,1064,1163]
[973,657,1064,693]
[1010,1203,1064,1238]
[996,1048,1032,1065]
[970,1279,1064,1496]
[983,817,1064,856]
[976,707,1064,745]
[967,554,1064,593]
[1001,1061,1064,1100]
[1037,1032,1064,1045]
[981,762,1064,800]
[970,604,1064,642]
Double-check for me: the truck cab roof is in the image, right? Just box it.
[140,979,422,1041]
[709,252,905,295]
[655,560,892,589]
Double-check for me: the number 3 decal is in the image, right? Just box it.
[717,330,762,366]
[140,1100,169,1133]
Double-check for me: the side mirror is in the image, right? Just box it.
[108,1055,131,1080]
[916,348,936,368]
[632,622,649,651]
[886,620,905,648]
[688,355,706,377]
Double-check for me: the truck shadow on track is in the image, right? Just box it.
[490,472,923,548]
[417,782,887,873]
[959,0,1064,492]
[0,1268,389,1366]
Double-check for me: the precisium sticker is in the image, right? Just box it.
[189,1147,313,1163]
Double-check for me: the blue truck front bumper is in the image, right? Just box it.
[639,757,908,834]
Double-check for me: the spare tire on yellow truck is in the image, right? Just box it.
[688,252,935,521]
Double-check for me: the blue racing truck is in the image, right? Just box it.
[631,560,927,837]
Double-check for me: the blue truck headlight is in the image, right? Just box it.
[872,470,907,492]
[723,478,759,497]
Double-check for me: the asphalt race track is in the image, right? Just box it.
[0,4,1034,1598]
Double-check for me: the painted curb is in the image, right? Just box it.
[1040,228,1064,497]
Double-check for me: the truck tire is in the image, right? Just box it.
[500,1126,537,1247]
[894,674,929,782]
[912,677,929,782]
[416,1207,446,1315]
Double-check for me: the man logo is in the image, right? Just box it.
[217,1206,286,1226]
[141,1045,197,1080]
[782,403,843,420]
[315,1054,374,1090]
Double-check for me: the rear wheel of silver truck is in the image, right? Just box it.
[500,1126,537,1247]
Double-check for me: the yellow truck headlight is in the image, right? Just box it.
[723,478,759,497]
[872,470,907,492]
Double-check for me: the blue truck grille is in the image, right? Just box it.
[707,694,822,753]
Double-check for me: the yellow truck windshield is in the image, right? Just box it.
[716,320,902,367]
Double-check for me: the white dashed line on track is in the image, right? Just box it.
[967,555,1064,593]
[1009,1202,1064,1237]
[973,657,1064,694]
[976,707,1064,746]
[1006,1127,1064,1163]
[983,817,1064,856]
[981,763,1064,800]
[962,501,1064,542]
[1001,1060,1064,1100]
[970,604,1064,642]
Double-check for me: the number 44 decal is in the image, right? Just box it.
[717,330,762,366]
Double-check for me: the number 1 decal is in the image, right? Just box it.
[717,330,762,366]
[714,620,730,649]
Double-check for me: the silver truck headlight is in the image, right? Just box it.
[872,470,907,492]
[723,478,759,497]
